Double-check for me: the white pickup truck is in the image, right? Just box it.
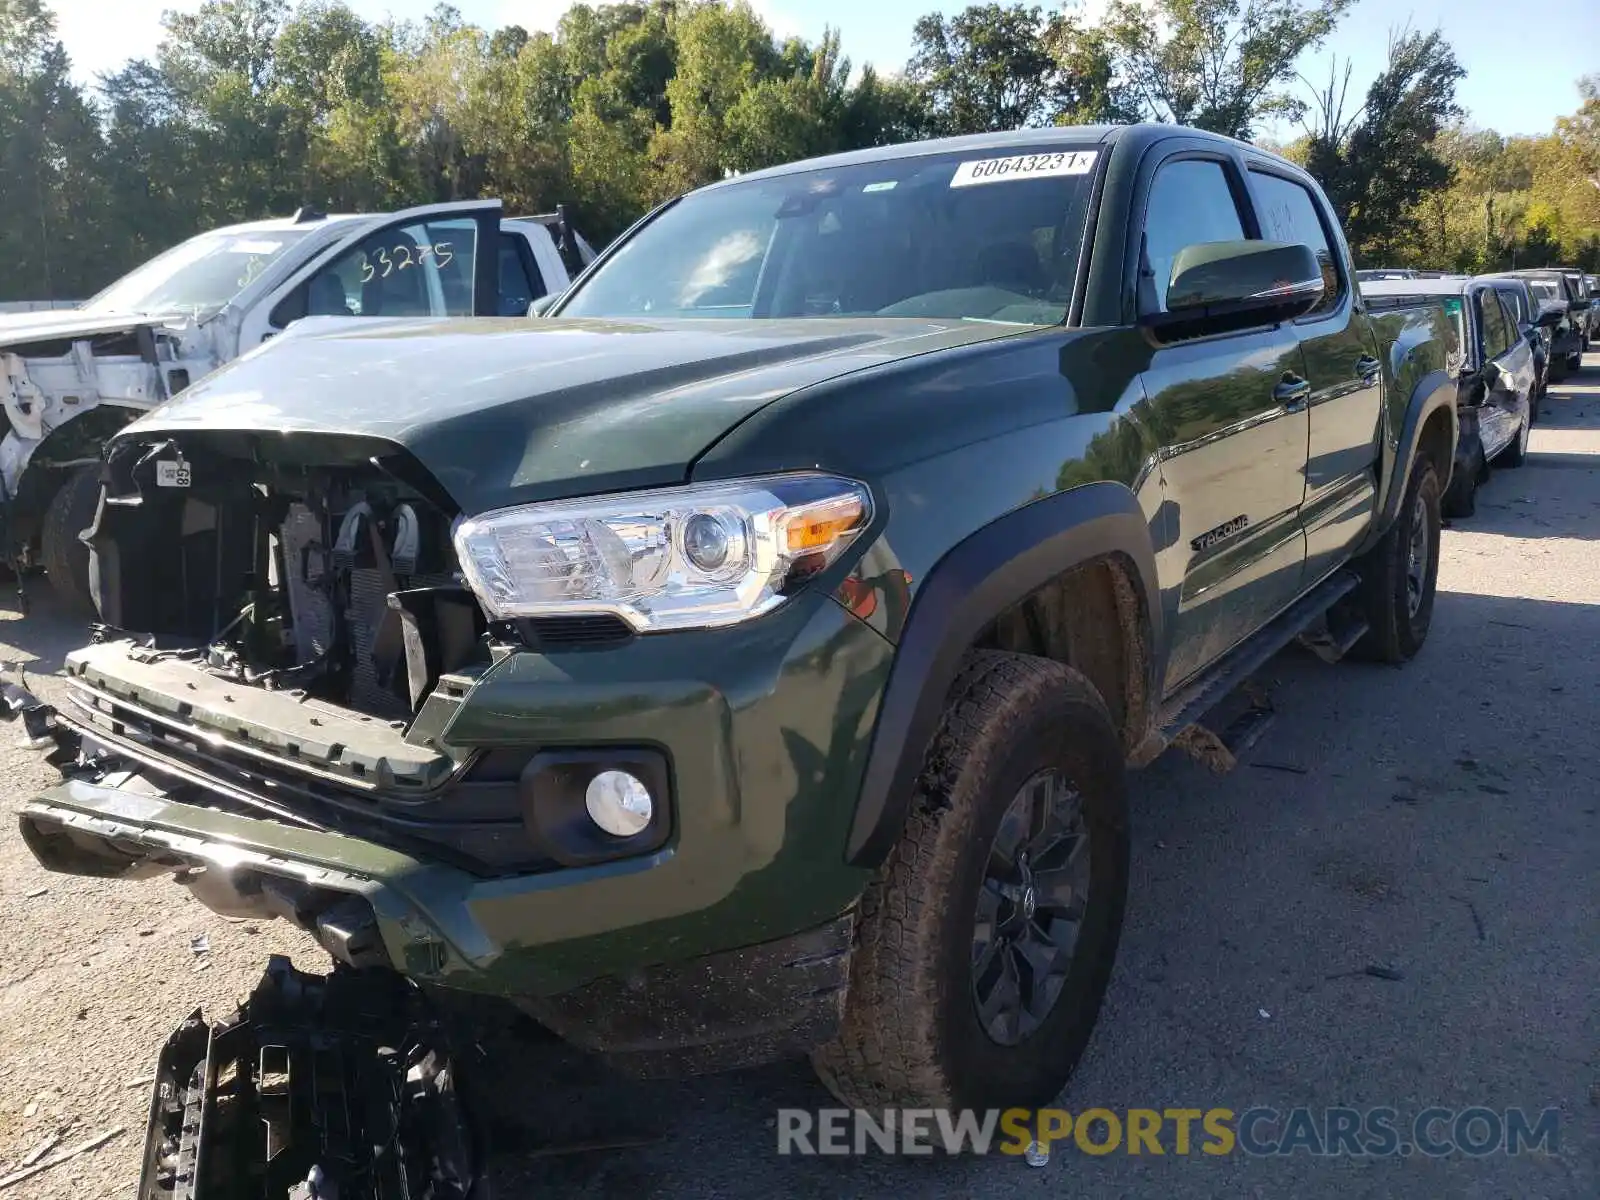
[0,200,595,614]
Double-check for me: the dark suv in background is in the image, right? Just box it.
[1492,270,1587,380]
[1486,275,1553,402]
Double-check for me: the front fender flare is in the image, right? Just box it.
[845,481,1162,867]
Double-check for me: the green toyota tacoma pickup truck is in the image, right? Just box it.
[11,125,1457,1122]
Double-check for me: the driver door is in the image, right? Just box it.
[236,200,503,350]
[1133,151,1312,692]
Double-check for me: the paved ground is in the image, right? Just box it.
[1,361,1597,1198]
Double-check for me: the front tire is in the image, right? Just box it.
[1352,458,1441,663]
[814,651,1129,1111]
[40,465,102,619]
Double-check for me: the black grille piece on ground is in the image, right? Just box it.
[139,955,481,1200]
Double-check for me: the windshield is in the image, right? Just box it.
[560,145,1102,325]
[84,228,311,317]
[1528,280,1562,303]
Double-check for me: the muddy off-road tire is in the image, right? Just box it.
[813,651,1129,1111]
[1352,458,1441,664]
[40,464,101,619]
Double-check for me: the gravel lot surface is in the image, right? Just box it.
[1,360,1596,1199]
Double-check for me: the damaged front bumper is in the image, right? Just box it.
[4,583,890,1069]
[21,776,488,979]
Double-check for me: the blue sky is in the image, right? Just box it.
[50,0,1599,142]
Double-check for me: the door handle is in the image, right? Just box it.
[1274,374,1312,410]
[1355,354,1381,380]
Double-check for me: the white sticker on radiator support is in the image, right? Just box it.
[949,150,1099,187]
[156,458,191,488]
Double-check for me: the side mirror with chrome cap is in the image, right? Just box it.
[1142,240,1325,340]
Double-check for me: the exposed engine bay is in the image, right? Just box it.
[91,433,488,728]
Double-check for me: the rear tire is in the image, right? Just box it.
[1351,458,1441,664]
[1567,351,1583,374]
[813,651,1129,1111]
[40,465,101,619]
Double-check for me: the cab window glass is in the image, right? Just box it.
[1249,170,1342,315]
[306,219,479,318]
[1141,159,1246,313]
[1495,286,1527,326]
[1478,290,1513,360]
[498,234,546,316]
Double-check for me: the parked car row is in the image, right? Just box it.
[1362,264,1592,517]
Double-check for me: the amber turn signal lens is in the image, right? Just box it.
[785,494,867,554]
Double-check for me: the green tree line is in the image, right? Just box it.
[1,0,1596,302]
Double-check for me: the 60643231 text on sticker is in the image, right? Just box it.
[950,151,1099,188]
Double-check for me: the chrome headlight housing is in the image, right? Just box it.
[453,473,873,632]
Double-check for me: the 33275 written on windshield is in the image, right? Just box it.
[950,151,1098,188]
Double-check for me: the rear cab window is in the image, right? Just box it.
[498,233,547,316]
[1248,170,1344,316]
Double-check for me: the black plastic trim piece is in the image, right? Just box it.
[845,481,1162,867]
[520,911,854,1073]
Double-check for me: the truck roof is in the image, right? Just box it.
[1360,276,1476,298]
[703,123,1280,191]
[204,213,370,235]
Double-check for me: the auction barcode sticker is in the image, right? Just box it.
[156,458,191,488]
[950,150,1099,187]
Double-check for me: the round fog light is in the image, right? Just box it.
[584,770,654,837]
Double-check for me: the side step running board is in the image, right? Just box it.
[1296,610,1371,664]
[1152,569,1361,768]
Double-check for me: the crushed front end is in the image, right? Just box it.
[8,423,893,1074]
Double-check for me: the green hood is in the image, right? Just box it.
[120,315,1023,513]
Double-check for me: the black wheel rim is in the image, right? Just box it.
[971,768,1091,1046]
[1405,488,1429,619]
